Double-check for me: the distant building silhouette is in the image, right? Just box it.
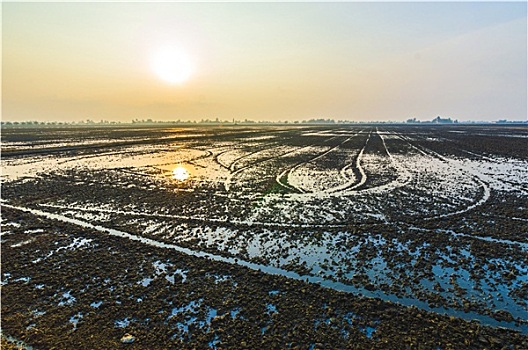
[433,116,455,124]
[407,116,458,124]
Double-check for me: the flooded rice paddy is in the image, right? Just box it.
[1,124,527,349]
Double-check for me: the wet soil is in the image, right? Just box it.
[2,124,527,349]
[2,207,527,349]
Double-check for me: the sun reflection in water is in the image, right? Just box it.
[172,166,190,181]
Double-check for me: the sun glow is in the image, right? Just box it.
[172,165,190,181]
[151,46,193,84]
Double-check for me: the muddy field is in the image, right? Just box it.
[1,124,527,349]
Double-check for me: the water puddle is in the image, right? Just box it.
[3,203,527,334]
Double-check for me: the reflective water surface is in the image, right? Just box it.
[172,165,190,181]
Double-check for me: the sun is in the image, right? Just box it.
[151,46,193,84]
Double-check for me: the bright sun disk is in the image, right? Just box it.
[151,46,193,84]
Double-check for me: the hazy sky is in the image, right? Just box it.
[3,2,527,122]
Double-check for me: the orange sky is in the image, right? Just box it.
[3,2,527,122]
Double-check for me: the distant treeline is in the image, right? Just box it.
[1,117,526,127]
[407,116,526,124]
[1,118,348,126]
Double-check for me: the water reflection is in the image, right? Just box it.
[172,165,190,181]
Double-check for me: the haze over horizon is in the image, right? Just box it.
[3,2,527,123]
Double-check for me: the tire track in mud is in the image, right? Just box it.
[185,149,214,168]
[147,149,214,171]
[345,132,370,191]
[321,132,371,194]
[223,145,290,191]
[215,139,297,171]
[225,136,342,193]
[0,133,216,158]
[215,149,237,170]
[348,128,412,195]
[215,143,267,170]
[308,131,388,221]
[56,149,145,166]
[267,129,393,197]
[23,202,528,248]
[33,203,347,229]
[327,129,413,220]
[3,202,526,334]
[275,134,361,194]
[228,144,281,172]
[397,134,491,221]
[432,144,527,194]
